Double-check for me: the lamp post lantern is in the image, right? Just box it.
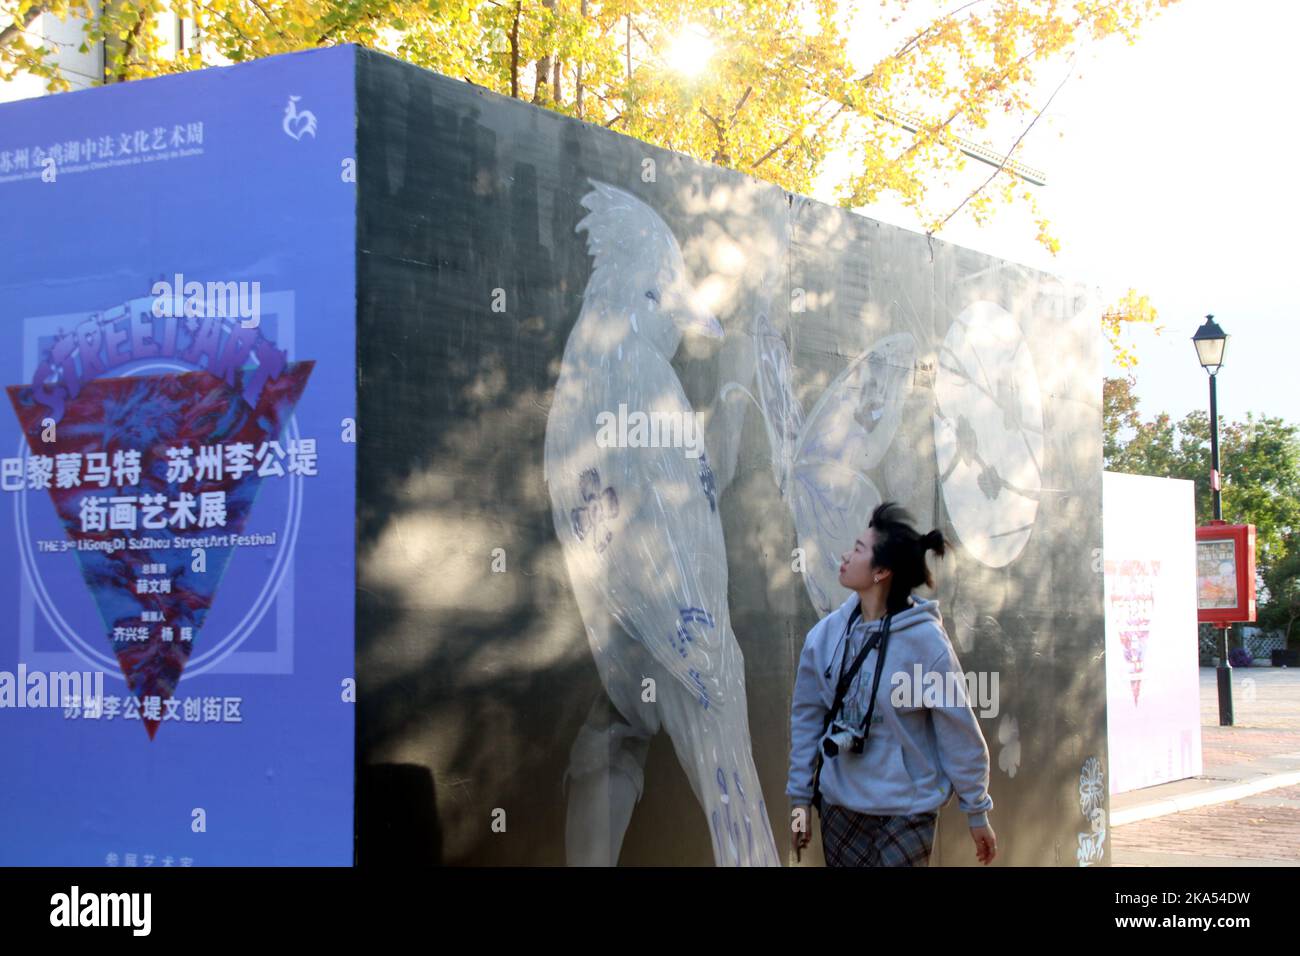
[1193,314,1233,725]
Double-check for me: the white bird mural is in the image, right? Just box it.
[544,180,779,867]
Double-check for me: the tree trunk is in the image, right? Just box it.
[576,0,587,117]
[533,57,551,103]
[534,0,556,104]
[510,1,521,98]
[114,2,149,83]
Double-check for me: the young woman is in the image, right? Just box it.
[786,501,997,867]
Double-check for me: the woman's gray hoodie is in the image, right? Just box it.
[786,592,993,828]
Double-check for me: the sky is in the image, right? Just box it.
[815,0,1300,429]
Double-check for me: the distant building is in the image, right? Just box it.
[1,4,207,104]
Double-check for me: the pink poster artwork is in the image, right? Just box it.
[1106,558,1161,705]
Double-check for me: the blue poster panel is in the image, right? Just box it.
[0,46,356,865]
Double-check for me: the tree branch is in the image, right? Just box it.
[246,0,286,40]
[893,0,989,62]
[0,3,46,49]
[191,0,256,49]
[699,105,729,164]
[930,54,1076,234]
[890,28,1066,169]
[731,85,752,120]
[752,98,843,169]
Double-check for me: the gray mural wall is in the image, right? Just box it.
[354,46,1106,866]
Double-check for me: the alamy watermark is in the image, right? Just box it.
[151,272,261,328]
[890,665,1000,719]
[594,404,703,459]
[50,886,151,936]
[0,665,105,710]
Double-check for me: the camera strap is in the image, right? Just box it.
[810,606,893,811]
[835,610,892,738]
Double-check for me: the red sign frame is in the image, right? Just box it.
[1195,521,1256,625]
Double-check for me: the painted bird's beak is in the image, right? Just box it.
[688,307,724,340]
[666,281,723,339]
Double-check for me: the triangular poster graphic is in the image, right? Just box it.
[1120,626,1148,706]
[6,363,313,739]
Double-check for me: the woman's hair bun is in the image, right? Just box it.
[924,529,946,556]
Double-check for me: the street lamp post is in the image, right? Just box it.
[1193,315,1232,726]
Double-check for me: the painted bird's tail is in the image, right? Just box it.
[654,627,781,867]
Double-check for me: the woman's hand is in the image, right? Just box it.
[791,804,812,861]
[970,823,997,864]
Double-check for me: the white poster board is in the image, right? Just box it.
[1103,471,1202,794]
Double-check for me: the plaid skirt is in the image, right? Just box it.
[819,803,938,867]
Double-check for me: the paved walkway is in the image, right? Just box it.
[1111,667,1300,866]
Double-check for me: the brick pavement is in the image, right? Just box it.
[1110,668,1300,866]
[1112,785,1300,866]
